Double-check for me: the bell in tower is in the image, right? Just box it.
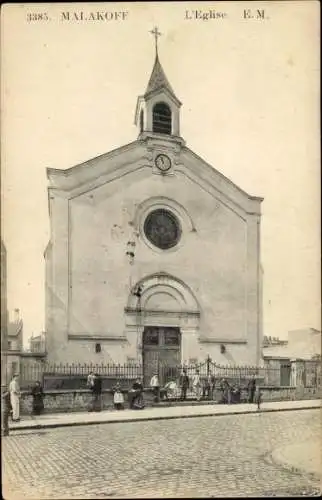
[134,27,182,141]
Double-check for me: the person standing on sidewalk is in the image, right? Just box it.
[31,381,44,416]
[219,378,231,404]
[255,385,262,410]
[1,387,11,436]
[87,371,95,389]
[209,373,216,400]
[87,371,96,412]
[192,369,202,401]
[179,368,190,401]
[9,374,21,422]
[248,375,256,403]
[130,379,145,409]
[112,382,125,410]
[203,372,216,400]
[164,380,178,400]
[150,373,160,402]
[92,373,102,412]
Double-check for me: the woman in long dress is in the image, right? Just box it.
[31,381,44,416]
[129,379,145,409]
[164,380,178,400]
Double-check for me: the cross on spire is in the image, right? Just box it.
[149,26,162,56]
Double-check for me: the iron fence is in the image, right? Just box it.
[18,358,321,391]
[303,361,322,388]
[19,362,143,390]
[157,360,275,388]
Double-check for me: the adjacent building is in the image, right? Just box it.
[1,240,46,386]
[1,241,25,383]
[28,332,46,353]
[263,328,321,361]
[7,308,23,352]
[263,328,321,386]
[5,309,24,381]
[1,240,8,387]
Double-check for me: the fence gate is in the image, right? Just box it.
[280,362,291,386]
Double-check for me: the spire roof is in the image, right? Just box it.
[144,54,180,103]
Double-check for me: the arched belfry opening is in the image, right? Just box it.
[152,102,172,135]
[134,28,183,140]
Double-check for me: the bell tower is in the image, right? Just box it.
[134,27,183,141]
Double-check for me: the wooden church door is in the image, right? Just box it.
[142,326,181,386]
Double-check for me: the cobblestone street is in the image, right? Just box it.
[2,409,321,499]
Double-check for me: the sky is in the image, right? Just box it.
[1,2,320,345]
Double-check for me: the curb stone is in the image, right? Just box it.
[264,450,320,482]
[8,404,320,432]
[264,487,321,497]
[269,445,322,483]
[262,451,321,497]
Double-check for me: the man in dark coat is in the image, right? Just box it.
[255,385,262,410]
[1,387,11,436]
[179,369,190,401]
[31,381,44,416]
[220,378,231,404]
[248,375,256,403]
[92,373,102,412]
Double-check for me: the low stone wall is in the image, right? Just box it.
[19,389,156,415]
[18,385,322,416]
[259,386,322,402]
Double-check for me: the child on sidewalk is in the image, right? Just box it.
[113,383,125,410]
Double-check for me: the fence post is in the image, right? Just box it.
[206,355,211,376]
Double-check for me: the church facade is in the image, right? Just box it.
[45,44,263,375]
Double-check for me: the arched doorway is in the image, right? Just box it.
[125,272,200,384]
[142,326,181,386]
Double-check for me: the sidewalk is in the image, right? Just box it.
[8,398,321,432]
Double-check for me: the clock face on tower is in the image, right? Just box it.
[155,154,171,172]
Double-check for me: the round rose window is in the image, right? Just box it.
[144,209,181,250]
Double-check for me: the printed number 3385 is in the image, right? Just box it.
[27,13,49,21]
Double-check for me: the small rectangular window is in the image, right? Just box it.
[95,343,101,353]
[164,330,180,346]
[143,330,159,345]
